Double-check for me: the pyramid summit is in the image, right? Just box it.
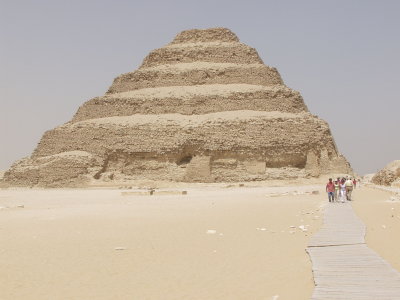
[3,27,352,187]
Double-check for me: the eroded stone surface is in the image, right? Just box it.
[2,27,352,187]
[372,160,400,186]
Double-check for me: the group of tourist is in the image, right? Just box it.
[326,177,360,203]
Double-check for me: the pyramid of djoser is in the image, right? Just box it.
[3,28,353,187]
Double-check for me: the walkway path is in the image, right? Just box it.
[307,202,400,300]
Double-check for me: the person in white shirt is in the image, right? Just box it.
[340,181,346,203]
[345,178,354,201]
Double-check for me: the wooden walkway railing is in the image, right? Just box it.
[307,202,400,300]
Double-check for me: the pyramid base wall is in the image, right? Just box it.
[2,112,353,187]
[2,150,352,187]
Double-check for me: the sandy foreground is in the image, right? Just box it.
[0,185,324,300]
[1,184,399,300]
[351,186,400,272]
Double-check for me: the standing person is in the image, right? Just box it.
[334,180,340,202]
[353,178,357,189]
[326,178,335,202]
[340,180,346,203]
[345,177,354,200]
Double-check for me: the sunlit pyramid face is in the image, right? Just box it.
[2,28,352,187]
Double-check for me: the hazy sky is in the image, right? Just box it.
[1,0,399,175]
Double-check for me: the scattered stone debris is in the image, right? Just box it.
[299,225,308,232]
[387,195,400,202]
[114,247,127,250]
[121,190,187,196]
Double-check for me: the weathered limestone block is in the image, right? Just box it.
[265,167,306,180]
[3,151,97,187]
[213,158,238,169]
[305,151,320,177]
[184,156,211,182]
[319,148,331,171]
[329,155,353,174]
[243,160,266,175]
[97,151,188,181]
[392,178,400,188]
[3,158,40,186]
[265,153,306,168]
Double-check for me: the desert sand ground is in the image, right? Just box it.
[1,183,399,300]
[351,185,400,272]
[0,184,324,300]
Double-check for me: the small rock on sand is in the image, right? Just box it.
[299,225,307,232]
[256,227,267,231]
[114,247,127,250]
[206,230,217,234]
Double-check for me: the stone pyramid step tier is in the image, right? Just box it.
[72,84,308,122]
[107,63,283,94]
[2,28,352,187]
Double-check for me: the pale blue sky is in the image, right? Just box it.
[1,0,399,175]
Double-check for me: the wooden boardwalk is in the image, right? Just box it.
[307,202,400,300]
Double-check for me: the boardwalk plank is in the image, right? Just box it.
[307,202,400,300]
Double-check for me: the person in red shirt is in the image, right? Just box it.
[353,179,357,189]
[326,178,335,202]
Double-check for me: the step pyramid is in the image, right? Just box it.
[3,28,352,187]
